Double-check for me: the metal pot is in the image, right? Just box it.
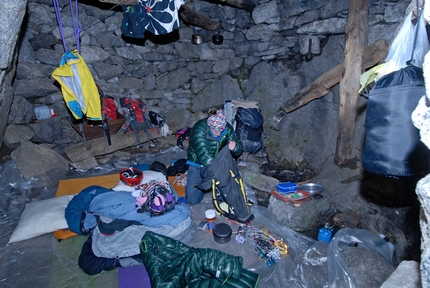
[212,34,223,45]
[192,35,204,45]
[299,183,324,194]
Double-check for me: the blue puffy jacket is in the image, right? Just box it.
[65,186,111,234]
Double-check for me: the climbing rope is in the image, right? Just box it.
[52,0,119,53]
[53,0,81,53]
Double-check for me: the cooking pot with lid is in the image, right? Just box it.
[192,35,204,45]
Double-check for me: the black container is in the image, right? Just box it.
[213,223,232,244]
[212,34,223,45]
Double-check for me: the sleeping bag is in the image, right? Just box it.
[140,231,260,288]
[362,64,430,177]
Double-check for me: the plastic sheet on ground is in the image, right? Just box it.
[0,147,394,287]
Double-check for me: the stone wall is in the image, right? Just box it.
[0,0,27,148]
[8,0,410,170]
[1,0,428,284]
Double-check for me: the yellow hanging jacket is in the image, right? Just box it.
[52,50,102,120]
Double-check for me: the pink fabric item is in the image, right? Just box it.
[135,196,148,206]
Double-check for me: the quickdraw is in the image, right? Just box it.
[235,226,288,267]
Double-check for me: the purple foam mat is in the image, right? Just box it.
[118,265,151,288]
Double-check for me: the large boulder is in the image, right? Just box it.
[10,140,69,179]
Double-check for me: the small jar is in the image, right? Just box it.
[33,105,51,120]
[205,209,216,232]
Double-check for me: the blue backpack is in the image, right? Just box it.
[235,107,265,154]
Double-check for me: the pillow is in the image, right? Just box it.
[113,170,167,192]
[8,195,75,243]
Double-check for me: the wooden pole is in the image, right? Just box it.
[334,0,368,166]
[180,5,222,31]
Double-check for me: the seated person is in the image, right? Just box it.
[185,109,242,205]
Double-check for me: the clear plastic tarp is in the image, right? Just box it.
[0,147,394,287]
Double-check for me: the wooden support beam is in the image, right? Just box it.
[217,0,256,11]
[180,5,222,31]
[271,39,387,130]
[64,130,163,162]
[334,0,368,166]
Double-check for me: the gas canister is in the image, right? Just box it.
[318,224,333,243]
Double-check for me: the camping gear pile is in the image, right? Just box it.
[2,143,399,287]
[64,164,194,275]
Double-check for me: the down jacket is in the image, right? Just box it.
[140,231,260,288]
[187,118,242,166]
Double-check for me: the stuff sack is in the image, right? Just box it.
[121,5,146,38]
[176,127,191,147]
[101,96,118,121]
[197,146,254,223]
[363,64,430,177]
[235,107,264,154]
[148,111,165,127]
[136,180,177,216]
[167,158,188,176]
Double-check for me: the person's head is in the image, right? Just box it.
[207,109,227,137]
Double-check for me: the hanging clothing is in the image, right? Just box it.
[121,0,184,38]
[52,50,102,121]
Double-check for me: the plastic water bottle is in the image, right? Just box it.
[33,105,51,120]
[318,223,333,243]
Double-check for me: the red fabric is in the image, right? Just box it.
[102,97,118,120]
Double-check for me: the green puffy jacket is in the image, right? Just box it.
[140,231,259,288]
[187,118,242,166]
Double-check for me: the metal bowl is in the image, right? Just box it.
[300,183,324,194]
[192,35,204,45]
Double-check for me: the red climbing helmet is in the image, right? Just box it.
[120,167,143,187]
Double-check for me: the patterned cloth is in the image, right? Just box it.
[207,110,227,132]
[122,0,184,38]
